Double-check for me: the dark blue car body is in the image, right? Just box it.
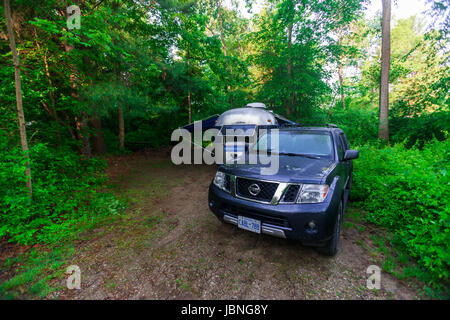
[208,126,358,255]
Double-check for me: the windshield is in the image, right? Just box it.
[252,131,333,158]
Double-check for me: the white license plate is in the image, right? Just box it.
[238,216,261,234]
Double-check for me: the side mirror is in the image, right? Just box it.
[343,150,359,161]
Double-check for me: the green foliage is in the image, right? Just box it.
[0,141,125,244]
[327,107,379,146]
[0,244,73,299]
[352,139,450,292]
[249,0,366,119]
[323,107,449,148]
[390,111,450,148]
[1,0,449,297]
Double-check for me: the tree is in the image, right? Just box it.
[379,0,391,141]
[203,0,251,109]
[250,0,365,120]
[3,0,32,198]
[337,26,346,110]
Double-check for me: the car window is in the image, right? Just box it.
[336,135,344,160]
[339,134,349,150]
[253,131,333,158]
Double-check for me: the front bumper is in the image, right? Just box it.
[208,181,341,246]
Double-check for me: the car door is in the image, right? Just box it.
[334,132,345,190]
[338,133,351,189]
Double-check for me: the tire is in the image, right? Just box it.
[316,201,343,256]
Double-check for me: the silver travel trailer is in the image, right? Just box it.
[180,102,296,162]
[216,102,295,126]
[216,103,282,162]
[216,104,276,126]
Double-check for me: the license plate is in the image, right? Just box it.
[238,216,261,234]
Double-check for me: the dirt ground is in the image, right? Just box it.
[49,150,421,300]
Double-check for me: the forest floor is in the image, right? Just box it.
[1,149,424,299]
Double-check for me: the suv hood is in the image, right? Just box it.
[219,155,336,184]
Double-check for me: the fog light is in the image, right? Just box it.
[209,201,214,208]
[306,221,318,234]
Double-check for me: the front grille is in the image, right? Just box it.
[282,184,300,202]
[236,177,278,202]
[221,204,290,228]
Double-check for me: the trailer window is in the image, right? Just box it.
[219,125,256,137]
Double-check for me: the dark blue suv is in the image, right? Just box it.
[208,126,359,256]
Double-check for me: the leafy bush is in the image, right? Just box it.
[352,138,450,290]
[390,111,450,148]
[307,107,379,146]
[0,142,124,244]
[326,107,449,148]
[328,107,379,146]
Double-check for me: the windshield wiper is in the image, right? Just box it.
[250,151,323,159]
[278,152,322,159]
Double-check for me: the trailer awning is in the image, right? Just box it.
[179,111,296,133]
[180,114,220,133]
[273,113,297,125]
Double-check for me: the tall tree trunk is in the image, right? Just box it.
[217,0,227,58]
[4,0,32,199]
[338,64,345,110]
[379,0,391,141]
[371,87,377,109]
[81,114,91,158]
[59,7,91,156]
[33,29,62,147]
[286,21,294,117]
[187,90,192,124]
[187,46,192,124]
[118,106,125,150]
[337,28,346,110]
[217,0,233,106]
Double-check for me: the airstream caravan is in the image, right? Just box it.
[180,102,296,162]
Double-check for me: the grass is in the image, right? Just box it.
[0,157,180,299]
[0,169,146,299]
[3,155,444,300]
[343,206,446,299]
[105,280,117,290]
[0,213,130,299]
[0,175,172,299]
[0,244,74,299]
[175,277,192,292]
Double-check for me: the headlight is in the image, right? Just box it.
[297,184,329,203]
[213,171,226,190]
